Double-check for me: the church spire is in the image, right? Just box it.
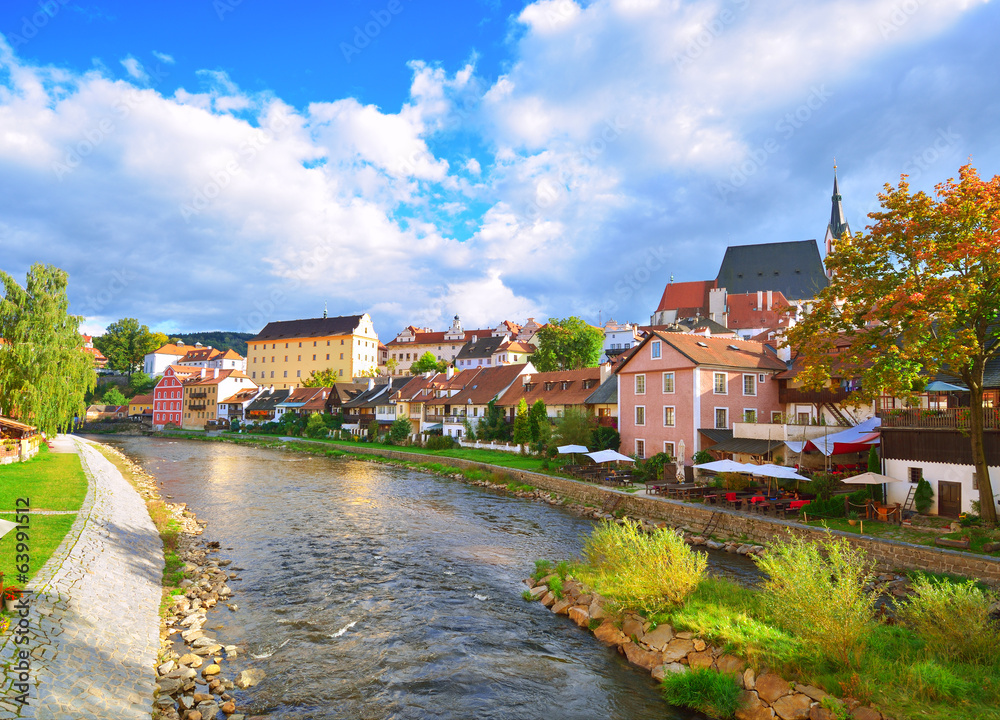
[824,163,850,279]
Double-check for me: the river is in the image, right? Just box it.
[106,436,759,720]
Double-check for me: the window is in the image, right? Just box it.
[253,357,257,364]
[297,355,301,361]
[663,406,675,427]
[743,409,757,423]
[635,439,645,459]
[339,369,344,376]
[313,354,316,361]
[797,411,810,425]
[715,408,728,429]
[270,371,274,378]
[743,374,756,396]
[285,343,288,348]
[313,341,317,347]
[327,341,330,346]
[635,406,645,425]
[635,374,646,394]
[662,372,674,393]
[908,467,923,484]
[758,373,766,384]
[651,341,661,359]
[714,372,727,394]
[664,441,674,457]
[285,356,288,362]
[298,342,302,347]
[341,339,345,345]
[326,354,330,360]
[341,353,344,360]
[772,411,783,423]
[297,370,301,377]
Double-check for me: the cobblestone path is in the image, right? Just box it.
[0,436,163,719]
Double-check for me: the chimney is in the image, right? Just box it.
[367,378,375,391]
[212,368,218,378]
[757,290,763,310]
[767,290,773,310]
[446,367,454,379]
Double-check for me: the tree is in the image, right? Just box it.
[102,386,127,406]
[478,398,511,441]
[512,398,531,448]
[385,357,399,376]
[389,417,411,445]
[302,368,340,387]
[411,351,448,374]
[785,164,1000,525]
[94,318,166,377]
[528,400,548,443]
[555,407,596,447]
[0,264,95,433]
[532,317,604,372]
[305,412,328,439]
[128,371,156,395]
[591,425,620,451]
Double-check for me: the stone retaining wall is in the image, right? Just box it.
[327,443,1000,585]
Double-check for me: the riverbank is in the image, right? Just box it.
[91,441,262,720]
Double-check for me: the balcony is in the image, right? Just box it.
[877,408,1000,430]
[188,403,207,411]
[779,387,850,405]
[188,391,208,399]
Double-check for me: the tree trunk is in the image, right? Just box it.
[966,365,997,526]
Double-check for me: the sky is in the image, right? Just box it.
[1,0,998,340]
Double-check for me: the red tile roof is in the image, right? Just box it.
[386,328,493,347]
[425,366,526,406]
[725,291,791,330]
[619,332,786,372]
[498,367,602,408]
[654,280,717,314]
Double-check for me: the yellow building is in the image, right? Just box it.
[246,314,380,390]
[128,393,154,417]
[181,369,257,430]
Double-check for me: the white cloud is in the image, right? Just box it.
[152,51,175,65]
[120,56,148,82]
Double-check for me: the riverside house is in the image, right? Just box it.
[181,369,257,431]
[497,367,606,420]
[617,332,785,461]
[426,364,535,439]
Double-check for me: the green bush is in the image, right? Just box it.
[915,478,934,513]
[591,425,620,451]
[692,449,713,465]
[897,574,998,664]
[388,417,411,445]
[806,487,874,519]
[753,533,877,666]
[810,472,843,501]
[304,412,327,438]
[578,519,706,613]
[660,668,742,718]
[548,576,564,599]
[425,435,455,450]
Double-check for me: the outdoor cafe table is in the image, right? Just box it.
[664,484,706,500]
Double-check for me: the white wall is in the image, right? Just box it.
[884,458,1000,516]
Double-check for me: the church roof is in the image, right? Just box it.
[828,170,851,240]
[715,240,828,301]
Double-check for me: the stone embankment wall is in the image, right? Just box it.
[526,574,886,720]
[327,443,1000,585]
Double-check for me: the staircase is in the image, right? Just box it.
[601,495,624,516]
[822,402,852,427]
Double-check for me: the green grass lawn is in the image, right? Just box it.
[0,514,77,588]
[0,444,89,510]
[0,444,89,588]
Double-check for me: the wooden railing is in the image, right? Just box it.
[778,387,851,405]
[877,408,1000,430]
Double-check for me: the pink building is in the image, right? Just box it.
[617,332,786,462]
[152,365,201,429]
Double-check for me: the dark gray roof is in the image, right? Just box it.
[716,240,828,301]
[698,428,732,444]
[342,377,415,409]
[585,376,618,405]
[251,315,365,342]
[246,389,291,412]
[676,316,731,335]
[455,335,506,360]
[705,436,784,456]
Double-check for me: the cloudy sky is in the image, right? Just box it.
[1,0,997,339]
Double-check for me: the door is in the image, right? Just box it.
[938,481,961,518]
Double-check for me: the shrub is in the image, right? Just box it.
[660,668,742,718]
[810,472,843,501]
[425,435,455,450]
[897,574,998,664]
[692,449,713,465]
[304,412,327,439]
[579,519,706,613]
[532,559,553,581]
[721,472,751,492]
[388,417,411,445]
[548,576,564,599]
[591,425,621,451]
[806,487,874,520]
[753,533,877,666]
[914,477,934,513]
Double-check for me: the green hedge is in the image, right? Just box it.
[803,487,876,519]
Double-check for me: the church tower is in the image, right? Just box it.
[824,165,851,279]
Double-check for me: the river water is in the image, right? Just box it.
[107,437,759,720]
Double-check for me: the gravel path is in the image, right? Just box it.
[0,436,163,719]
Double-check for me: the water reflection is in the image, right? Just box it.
[108,437,743,720]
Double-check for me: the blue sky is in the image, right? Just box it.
[1,0,998,339]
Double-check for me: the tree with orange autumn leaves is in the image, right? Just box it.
[785,164,1000,525]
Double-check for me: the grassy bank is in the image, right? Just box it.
[0,444,88,585]
[544,522,1000,720]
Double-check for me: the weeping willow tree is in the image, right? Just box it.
[0,264,95,433]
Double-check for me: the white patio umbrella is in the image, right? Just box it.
[841,471,903,484]
[557,443,590,464]
[694,459,755,473]
[675,439,686,483]
[586,449,636,464]
[753,464,811,482]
